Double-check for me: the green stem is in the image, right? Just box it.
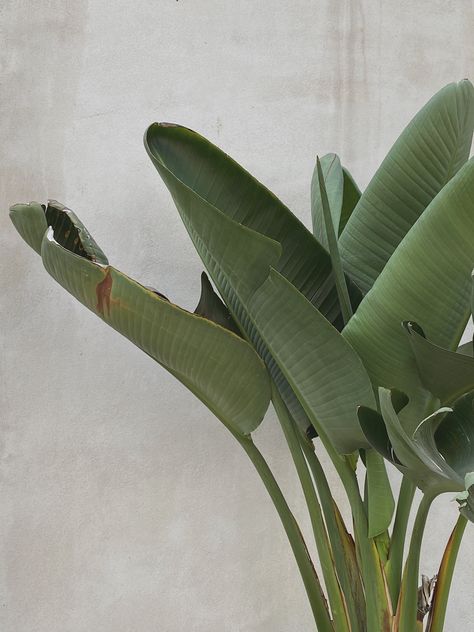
[237,434,334,632]
[273,391,349,632]
[386,477,416,609]
[427,514,468,632]
[397,492,435,632]
[301,438,364,632]
[306,424,391,631]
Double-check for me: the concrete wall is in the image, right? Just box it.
[1,1,473,630]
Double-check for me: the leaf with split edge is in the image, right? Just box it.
[10,199,109,264]
[339,80,474,293]
[311,153,360,248]
[10,202,271,437]
[343,158,474,435]
[246,268,375,453]
[404,321,474,404]
[145,124,361,436]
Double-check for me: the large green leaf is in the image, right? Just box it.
[343,159,474,433]
[404,321,474,404]
[9,202,271,436]
[246,269,375,453]
[339,80,474,293]
[311,153,360,248]
[144,124,364,436]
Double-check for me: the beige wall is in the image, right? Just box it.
[1,1,473,630]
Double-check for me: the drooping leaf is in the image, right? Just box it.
[10,202,271,437]
[10,200,108,264]
[339,80,474,293]
[311,153,361,248]
[144,123,360,436]
[343,159,474,433]
[404,321,474,404]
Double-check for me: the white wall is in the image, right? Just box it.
[1,1,473,630]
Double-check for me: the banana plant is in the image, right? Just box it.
[10,79,474,631]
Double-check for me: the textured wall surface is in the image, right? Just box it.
[1,1,474,630]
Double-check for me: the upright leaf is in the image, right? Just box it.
[343,159,474,432]
[311,153,361,248]
[145,123,362,435]
[315,156,353,324]
[339,80,474,293]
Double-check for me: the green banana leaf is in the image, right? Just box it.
[9,201,271,437]
[343,159,474,433]
[144,123,362,435]
[311,153,361,248]
[339,80,474,293]
[246,268,375,453]
[404,321,474,404]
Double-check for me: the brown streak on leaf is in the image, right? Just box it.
[96,269,112,316]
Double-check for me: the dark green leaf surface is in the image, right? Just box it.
[343,159,474,433]
[404,321,474,404]
[247,269,374,453]
[145,123,361,435]
[195,272,241,336]
[339,80,474,293]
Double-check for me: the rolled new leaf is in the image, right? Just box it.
[311,153,360,248]
[10,202,271,437]
[339,80,474,293]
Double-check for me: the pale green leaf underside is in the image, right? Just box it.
[339,80,474,293]
[344,159,474,433]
